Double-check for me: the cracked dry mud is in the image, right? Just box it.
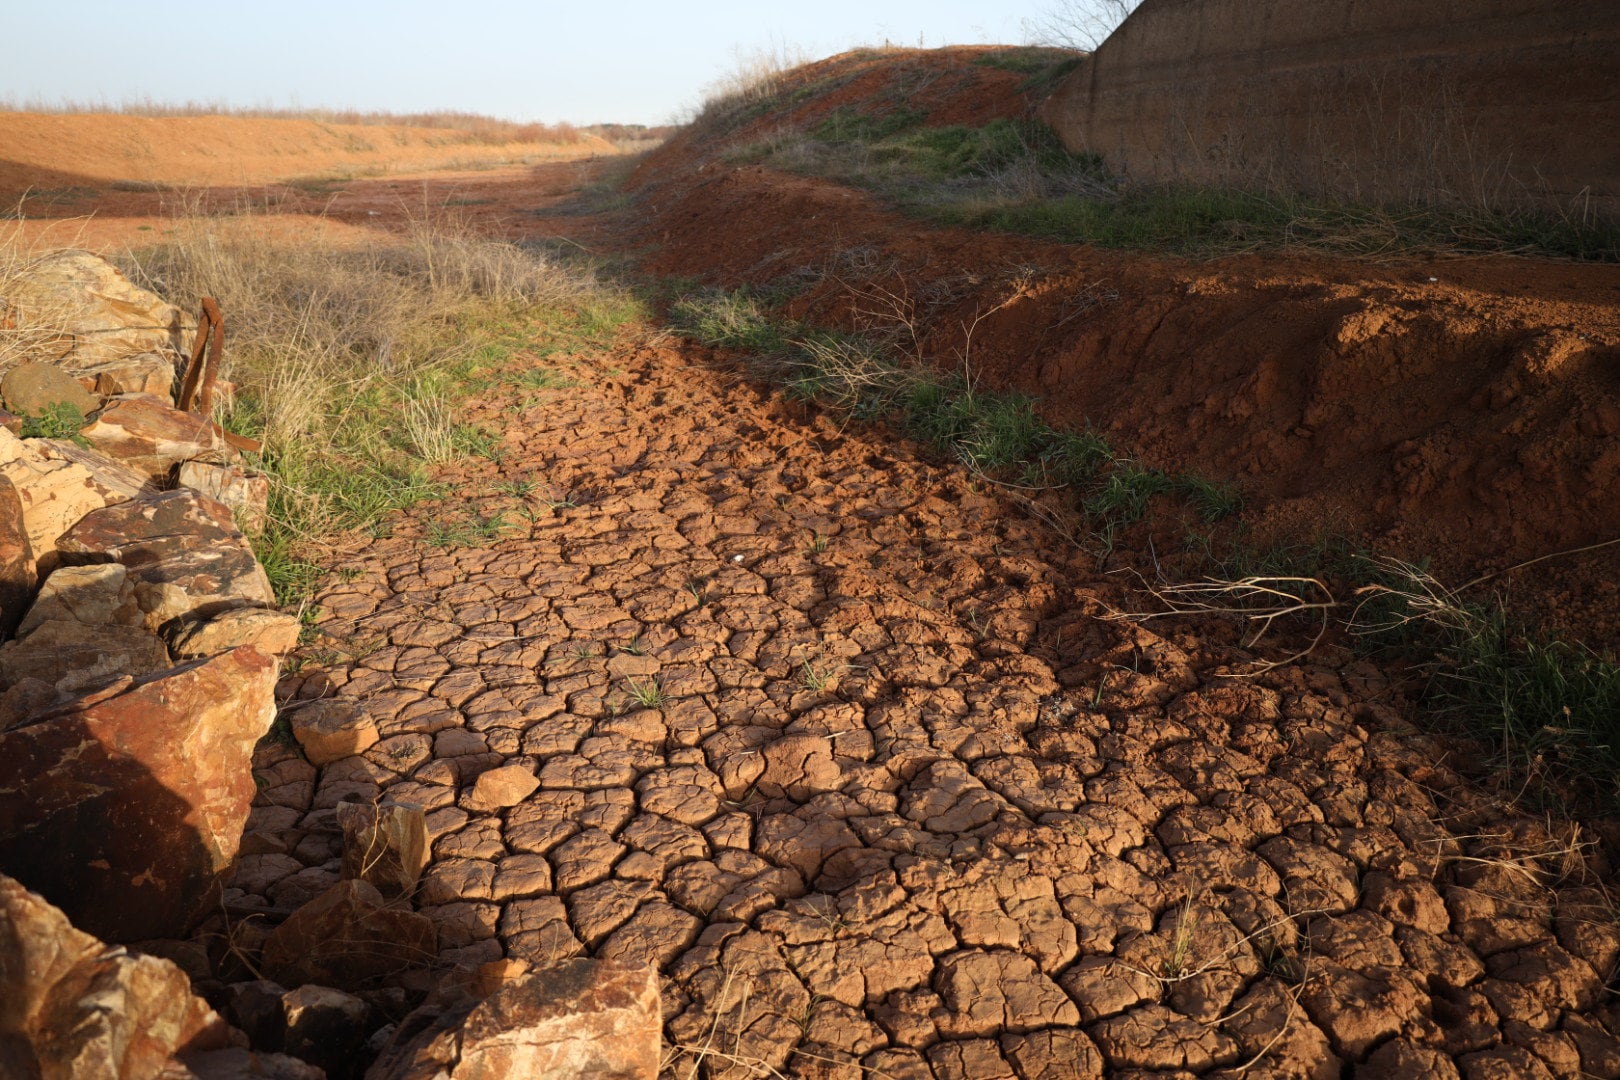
[247,340,1620,1079]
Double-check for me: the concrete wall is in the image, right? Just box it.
[1039,0,1620,210]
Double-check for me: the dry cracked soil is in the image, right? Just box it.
[243,336,1620,1079]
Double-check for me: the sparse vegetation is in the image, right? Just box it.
[721,51,1617,261]
[670,286,1219,541]
[115,207,636,603]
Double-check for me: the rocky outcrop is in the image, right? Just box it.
[0,249,190,369]
[365,959,662,1080]
[0,873,242,1079]
[56,489,276,637]
[0,647,279,942]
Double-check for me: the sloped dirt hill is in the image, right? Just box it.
[253,338,1620,1078]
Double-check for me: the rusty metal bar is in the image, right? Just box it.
[178,297,223,414]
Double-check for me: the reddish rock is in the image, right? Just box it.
[365,958,661,1080]
[260,880,437,991]
[73,351,178,401]
[178,460,269,534]
[56,487,240,566]
[0,474,32,637]
[0,646,279,942]
[0,873,242,1078]
[338,799,429,900]
[464,764,539,812]
[55,488,274,633]
[79,394,229,483]
[291,700,380,766]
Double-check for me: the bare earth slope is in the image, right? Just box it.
[627,47,1620,648]
[258,338,1620,1078]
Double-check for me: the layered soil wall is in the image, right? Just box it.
[1039,0,1620,210]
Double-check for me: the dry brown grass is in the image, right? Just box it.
[0,99,586,146]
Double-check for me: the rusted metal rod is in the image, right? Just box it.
[178,297,224,414]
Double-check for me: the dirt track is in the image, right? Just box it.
[248,337,1620,1078]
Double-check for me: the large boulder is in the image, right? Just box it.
[365,958,662,1080]
[78,395,229,485]
[0,249,190,369]
[0,428,137,580]
[55,489,275,635]
[0,646,279,942]
[0,873,243,1079]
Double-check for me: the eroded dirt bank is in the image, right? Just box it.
[625,158,1620,650]
[253,337,1620,1078]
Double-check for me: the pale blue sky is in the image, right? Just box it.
[5,1,1052,125]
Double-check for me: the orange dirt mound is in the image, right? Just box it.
[0,112,612,205]
[628,49,1620,647]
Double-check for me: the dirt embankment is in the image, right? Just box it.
[626,48,1620,648]
[0,112,613,204]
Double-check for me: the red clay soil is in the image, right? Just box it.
[626,48,1620,650]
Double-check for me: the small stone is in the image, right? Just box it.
[291,699,380,766]
[226,979,291,1051]
[465,763,540,812]
[1,361,100,418]
[281,983,373,1076]
[338,799,429,899]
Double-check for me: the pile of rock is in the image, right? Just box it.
[0,252,662,1079]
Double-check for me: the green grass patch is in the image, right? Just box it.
[18,401,90,445]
